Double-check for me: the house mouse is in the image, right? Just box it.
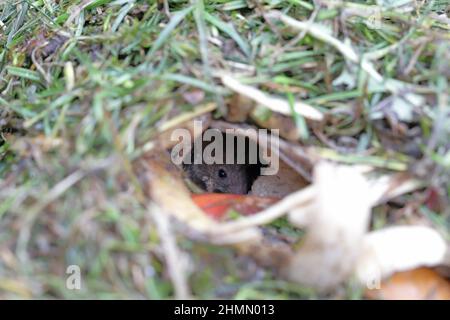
[182,130,261,194]
[185,163,250,194]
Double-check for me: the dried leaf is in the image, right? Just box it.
[283,162,372,292]
[365,268,450,300]
[182,89,205,105]
[192,193,279,220]
[282,161,430,292]
[225,94,254,122]
[137,150,219,232]
[356,226,448,286]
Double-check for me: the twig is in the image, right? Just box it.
[164,0,170,17]
[218,185,316,233]
[31,47,51,85]
[220,74,324,121]
[403,41,427,76]
[148,204,191,299]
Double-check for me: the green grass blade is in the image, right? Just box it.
[147,6,194,57]
[204,12,251,58]
[6,66,41,81]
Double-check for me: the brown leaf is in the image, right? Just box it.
[136,149,217,232]
[365,268,450,300]
[182,89,205,105]
[192,193,279,220]
[225,94,254,122]
[424,186,446,213]
[24,32,67,58]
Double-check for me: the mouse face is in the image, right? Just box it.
[181,131,261,194]
[185,163,249,194]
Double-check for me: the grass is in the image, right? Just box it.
[0,0,449,299]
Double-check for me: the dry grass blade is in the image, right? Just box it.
[268,10,384,83]
[221,74,324,121]
[148,203,192,299]
[218,186,315,233]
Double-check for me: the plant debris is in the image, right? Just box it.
[0,0,449,299]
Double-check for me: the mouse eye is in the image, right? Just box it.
[218,169,227,179]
